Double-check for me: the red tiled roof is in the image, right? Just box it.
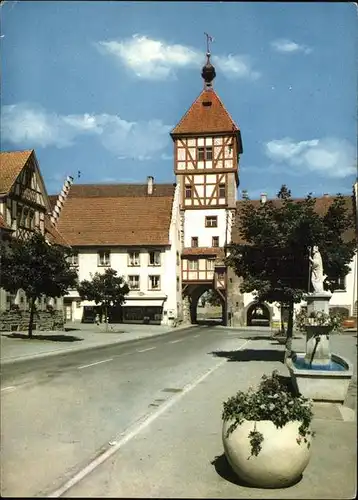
[171,89,239,135]
[0,150,33,194]
[232,195,356,244]
[64,183,175,198]
[44,216,70,247]
[55,185,175,247]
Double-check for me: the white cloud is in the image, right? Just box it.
[264,137,355,178]
[1,102,172,160]
[95,35,260,81]
[161,153,174,161]
[270,39,312,55]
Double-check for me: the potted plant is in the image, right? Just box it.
[222,370,315,488]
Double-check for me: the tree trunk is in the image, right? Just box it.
[105,304,108,332]
[284,301,294,363]
[28,296,36,339]
[280,303,286,334]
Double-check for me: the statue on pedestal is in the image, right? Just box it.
[309,246,327,294]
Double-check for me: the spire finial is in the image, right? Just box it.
[202,33,216,89]
[204,32,214,55]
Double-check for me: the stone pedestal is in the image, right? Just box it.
[304,326,331,366]
[305,292,331,316]
[304,292,332,366]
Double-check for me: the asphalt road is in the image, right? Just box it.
[0,323,246,498]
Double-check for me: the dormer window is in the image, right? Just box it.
[198,146,213,161]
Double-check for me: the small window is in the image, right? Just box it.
[128,275,140,290]
[128,251,140,266]
[330,275,346,291]
[149,251,161,266]
[188,259,198,271]
[23,207,29,228]
[185,185,192,199]
[198,146,212,161]
[176,276,180,291]
[176,251,180,266]
[219,183,225,198]
[205,216,218,228]
[212,236,219,247]
[29,210,35,230]
[149,275,160,290]
[68,252,79,267]
[98,250,110,266]
[191,237,198,248]
[207,258,215,271]
[16,204,23,227]
[76,301,81,308]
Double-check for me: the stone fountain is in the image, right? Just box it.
[286,246,353,402]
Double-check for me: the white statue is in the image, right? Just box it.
[309,246,327,293]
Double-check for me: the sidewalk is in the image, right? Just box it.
[52,335,357,499]
[0,322,197,365]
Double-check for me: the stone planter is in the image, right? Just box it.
[222,419,312,488]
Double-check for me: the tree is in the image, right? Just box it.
[77,268,129,330]
[205,289,222,307]
[0,231,78,338]
[226,186,356,361]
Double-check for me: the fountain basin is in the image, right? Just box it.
[286,353,353,403]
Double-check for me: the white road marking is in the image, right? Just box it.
[47,339,250,498]
[1,386,16,392]
[169,339,183,344]
[136,347,156,353]
[77,359,113,370]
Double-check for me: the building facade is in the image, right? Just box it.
[51,180,182,325]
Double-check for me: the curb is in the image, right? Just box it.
[0,324,198,366]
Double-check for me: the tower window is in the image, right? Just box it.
[219,183,226,198]
[185,185,192,198]
[198,146,213,161]
[205,215,217,228]
[212,236,219,247]
[188,259,198,271]
[191,237,198,248]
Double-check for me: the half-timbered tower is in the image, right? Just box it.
[170,51,243,324]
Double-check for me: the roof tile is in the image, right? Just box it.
[171,89,239,135]
[0,150,33,194]
[56,185,175,247]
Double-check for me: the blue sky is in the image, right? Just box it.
[1,1,357,198]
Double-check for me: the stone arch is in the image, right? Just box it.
[182,284,225,324]
[245,301,272,327]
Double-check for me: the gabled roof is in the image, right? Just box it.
[0,150,33,195]
[171,89,240,136]
[232,195,356,244]
[55,183,175,247]
[66,183,175,198]
[44,216,70,247]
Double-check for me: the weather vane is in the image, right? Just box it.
[204,32,214,54]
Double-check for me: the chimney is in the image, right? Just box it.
[260,193,267,204]
[50,175,74,226]
[147,176,154,195]
[323,193,329,198]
